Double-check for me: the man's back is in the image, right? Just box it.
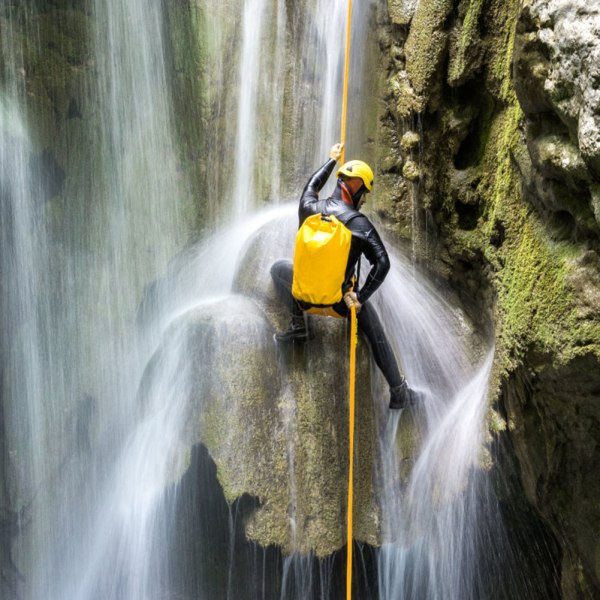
[299,159,390,305]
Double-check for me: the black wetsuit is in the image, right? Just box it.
[271,159,404,390]
[298,158,390,307]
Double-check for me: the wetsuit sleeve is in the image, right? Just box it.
[354,218,390,304]
[298,159,337,223]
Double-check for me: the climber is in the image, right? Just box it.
[271,142,419,410]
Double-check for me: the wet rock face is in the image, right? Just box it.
[504,353,600,596]
[519,1,600,176]
[145,219,380,558]
[514,1,600,239]
[509,10,600,590]
[379,0,600,595]
[387,0,418,27]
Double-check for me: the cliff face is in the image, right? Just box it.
[2,0,600,596]
[378,0,600,596]
[139,219,381,558]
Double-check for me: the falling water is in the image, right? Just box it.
[1,0,189,597]
[232,0,270,216]
[0,68,48,600]
[0,13,63,598]
[101,204,504,599]
[0,0,550,599]
[375,252,494,598]
[228,0,377,214]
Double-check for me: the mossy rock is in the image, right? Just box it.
[402,158,420,182]
[447,0,485,87]
[388,0,419,26]
[529,134,591,188]
[400,130,420,151]
[404,0,453,101]
[143,213,383,556]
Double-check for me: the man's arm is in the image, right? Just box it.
[298,144,343,221]
[355,220,390,304]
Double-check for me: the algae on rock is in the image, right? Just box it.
[379,0,600,594]
[141,218,383,558]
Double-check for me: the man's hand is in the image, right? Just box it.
[343,291,361,313]
[330,142,344,162]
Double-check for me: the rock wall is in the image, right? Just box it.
[139,218,382,558]
[377,0,600,596]
[2,0,599,595]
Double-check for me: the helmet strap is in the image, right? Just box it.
[351,185,367,209]
[339,180,354,206]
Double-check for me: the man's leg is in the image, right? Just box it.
[355,302,417,409]
[270,259,299,314]
[355,302,403,387]
[270,260,310,342]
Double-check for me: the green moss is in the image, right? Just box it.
[483,103,523,240]
[477,87,600,383]
[497,220,573,364]
[404,0,453,97]
[434,0,600,388]
[486,0,520,101]
[448,0,484,85]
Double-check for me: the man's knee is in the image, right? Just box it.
[270,259,292,282]
[357,301,381,330]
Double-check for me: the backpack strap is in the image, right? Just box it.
[332,209,362,227]
[334,211,363,291]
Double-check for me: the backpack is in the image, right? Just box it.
[291,213,353,306]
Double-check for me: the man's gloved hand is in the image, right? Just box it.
[343,291,361,313]
[330,142,344,162]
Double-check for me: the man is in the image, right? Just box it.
[271,143,419,410]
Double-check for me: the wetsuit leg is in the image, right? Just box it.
[355,302,404,389]
[270,259,303,318]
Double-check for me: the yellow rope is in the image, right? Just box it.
[341,1,355,598]
[346,305,357,600]
[340,0,353,166]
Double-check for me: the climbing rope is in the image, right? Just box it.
[346,305,357,600]
[341,1,355,598]
[340,0,353,166]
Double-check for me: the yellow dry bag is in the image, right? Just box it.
[292,213,352,306]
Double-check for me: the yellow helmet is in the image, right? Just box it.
[336,160,374,191]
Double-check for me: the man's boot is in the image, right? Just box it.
[274,313,311,343]
[389,379,419,410]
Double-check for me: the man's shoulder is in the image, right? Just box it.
[345,211,374,231]
[299,196,326,223]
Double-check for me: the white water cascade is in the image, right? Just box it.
[228,0,377,214]
[0,80,49,600]
[374,254,495,599]
[1,0,189,598]
[0,1,555,599]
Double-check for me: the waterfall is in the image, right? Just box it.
[374,255,494,598]
[228,0,376,214]
[0,102,49,599]
[0,13,61,598]
[1,0,189,597]
[232,0,270,216]
[0,1,542,599]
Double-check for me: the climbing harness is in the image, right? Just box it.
[341,1,355,598]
